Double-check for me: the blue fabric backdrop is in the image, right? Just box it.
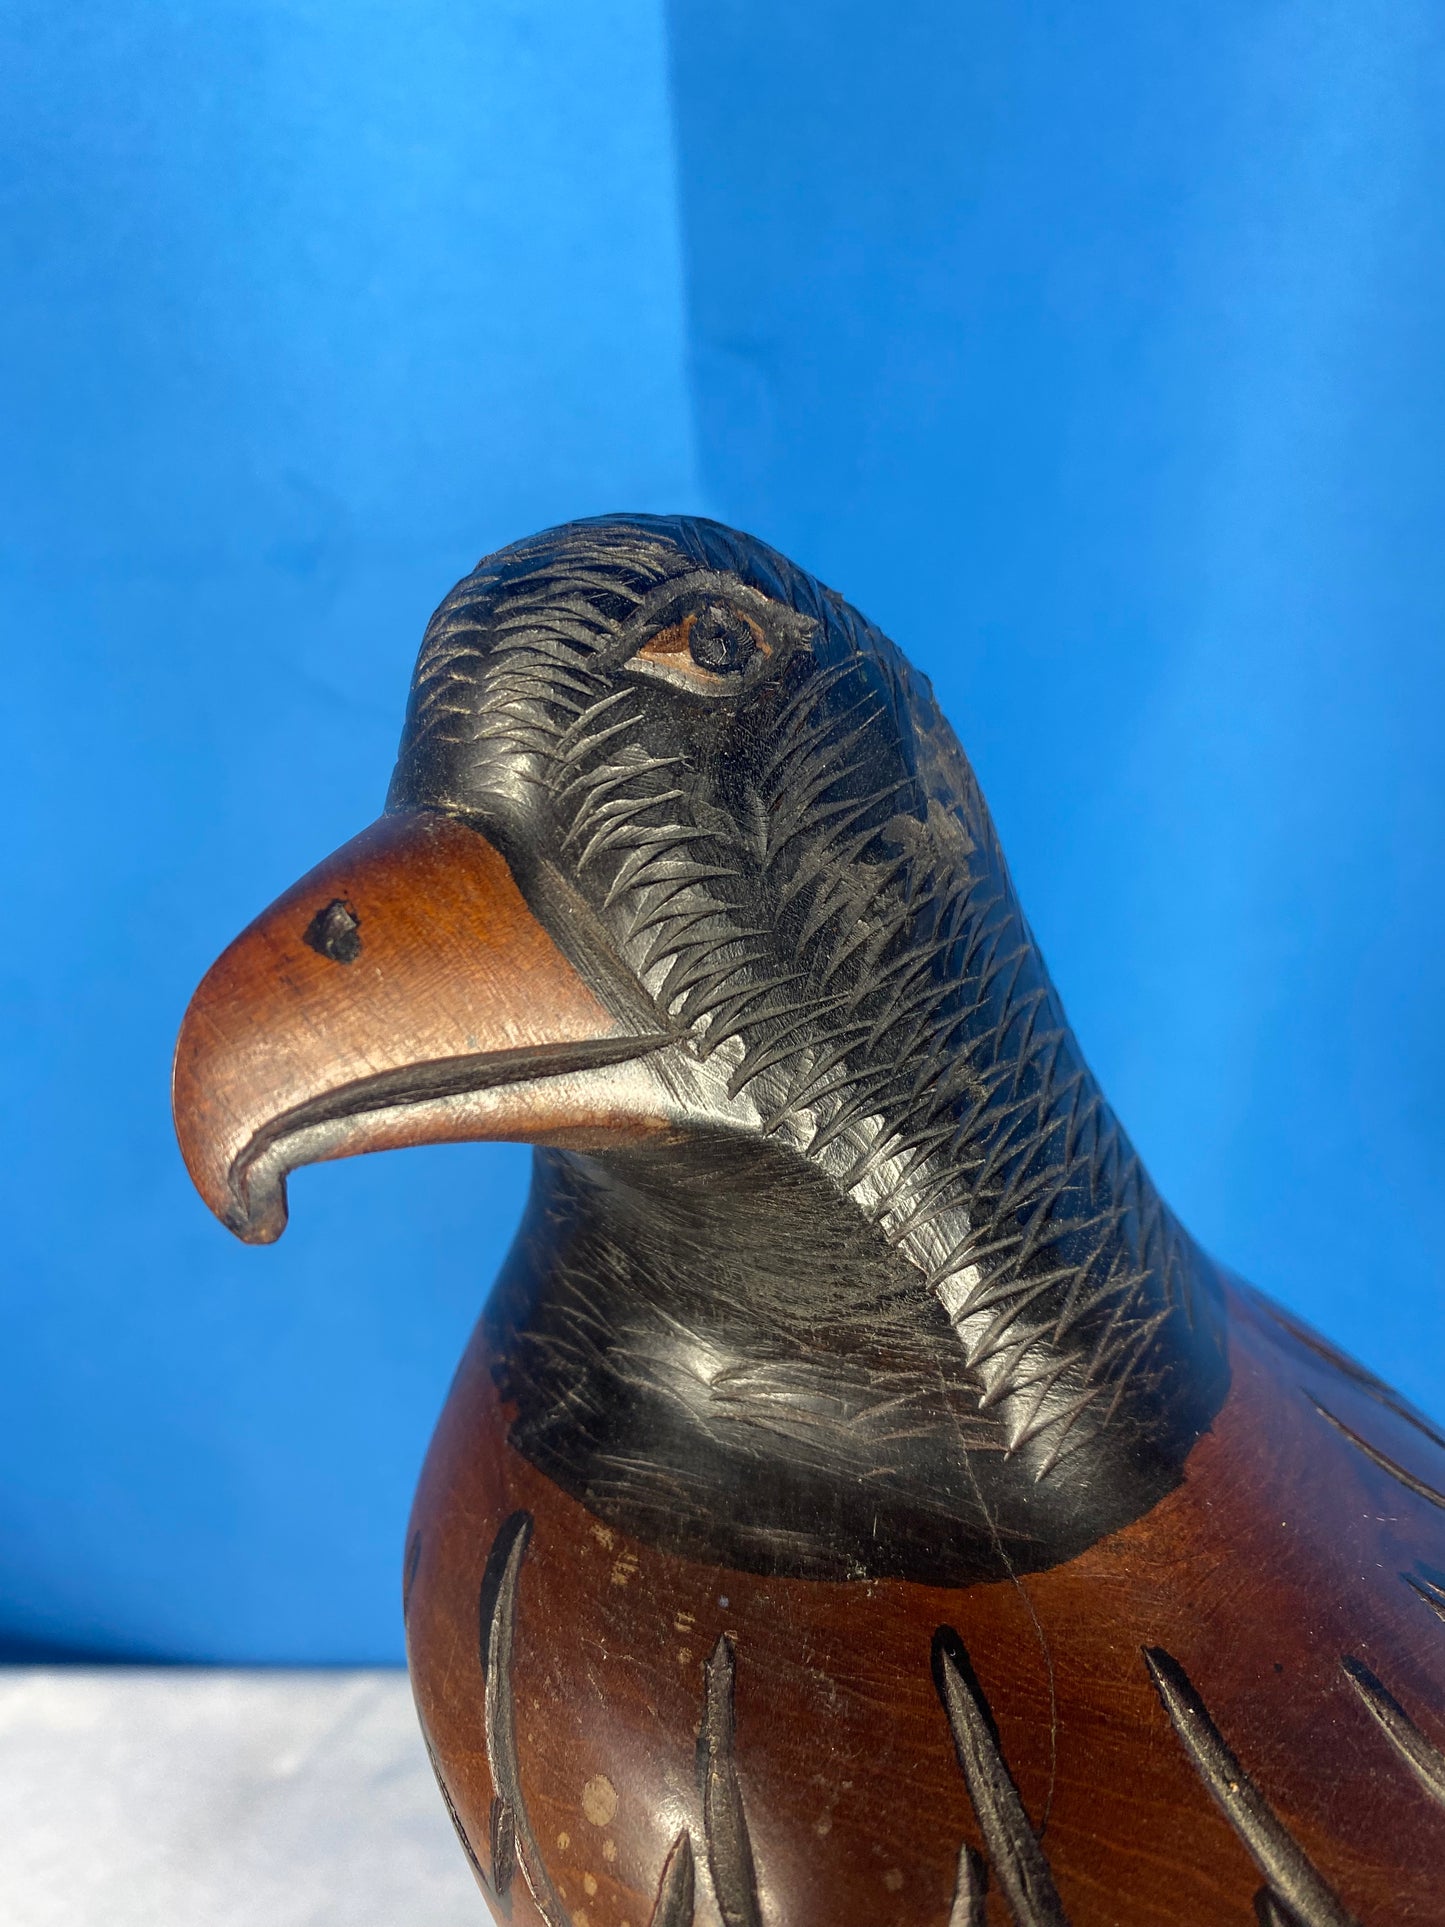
[2,1,1442,1662]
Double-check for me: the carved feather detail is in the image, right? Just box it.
[1142,1648,1359,1927]
[947,1842,989,1927]
[479,1510,574,1927]
[1308,1398,1445,1511]
[648,1830,696,1927]
[698,1633,763,1927]
[931,1627,1071,1927]
[1341,1654,1445,1811]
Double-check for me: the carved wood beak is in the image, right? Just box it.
[172,808,669,1244]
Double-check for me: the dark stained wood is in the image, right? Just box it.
[932,1629,1069,1927]
[407,1282,1445,1926]
[174,517,1445,1925]
[1141,1647,1361,1927]
[1340,1655,1445,1813]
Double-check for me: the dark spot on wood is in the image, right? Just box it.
[303,896,362,963]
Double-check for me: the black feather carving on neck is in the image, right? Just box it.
[390,515,1228,1583]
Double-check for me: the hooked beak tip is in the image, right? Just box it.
[171,808,671,1240]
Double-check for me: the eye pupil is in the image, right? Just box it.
[689,604,757,675]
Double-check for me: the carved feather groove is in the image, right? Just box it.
[1141,1647,1359,1927]
[1255,1891,1309,1927]
[648,1831,697,1927]
[1308,1398,1445,1511]
[931,1628,1070,1927]
[1405,1570,1445,1625]
[421,1732,491,1896]
[698,1634,763,1927]
[488,1796,516,1896]
[1341,1654,1445,1810]
[479,1511,573,1927]
[947,1842,989,1927]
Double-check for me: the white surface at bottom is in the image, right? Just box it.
[0,1668,485,1926]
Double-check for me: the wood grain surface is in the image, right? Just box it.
[172,808,670,1242]
[407,1282,1445,1926]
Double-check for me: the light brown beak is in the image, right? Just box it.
[172,808,668,1243]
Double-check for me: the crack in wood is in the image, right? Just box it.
[1142,1647,1359,1927]
[648,1829,696,1927]
[1275,1308,1445,1457]
[931,1627,1070,1927]
[464,1493,1431,1927]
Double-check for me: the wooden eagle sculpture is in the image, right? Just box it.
[174,516,1445,1925]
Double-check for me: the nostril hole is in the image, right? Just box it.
[303,898,362,964]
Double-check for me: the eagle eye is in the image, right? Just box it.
[689,603,758,675]
[628,596,770,695]
[619,571,815,700]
